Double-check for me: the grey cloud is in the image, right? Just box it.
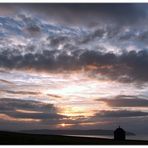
[5,90,41,95]
[0,98,64,120]
[79,26,123,44]
[0,98,55,112]
[0,79,14,85]
[7,112,63,120]
[119,33,134,41]
[137,31,148,43]
[94,110,148,118]
[49,36,70,47]
[0,3,146,26]
[0,4,18,16]
[79,50,116,66]
[90,50,148,83]
[25,24,41,37]
[15,14,42,37]
[1,48,148,83]
[47,93,62,98]
[19,3,148,26]
[119,50,148,82]
[0,4,148,84]
[97,95,148,107]
[118,30,148,44]
[79,28,105,43]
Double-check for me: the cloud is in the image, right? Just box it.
[0,4,148,85]
[1,47,148,83]
[47,93,62,98]
[118,29,148,45]
[0,4,146,27]
[4,90,41,95]
[0,98,65,121]
[25,24,41,37]
[18,3,148,26]
[79,28,106,43]
[0,4,18,16]
[97,95,148,107]
[94,110,148,118]
[49,36,70,47]
[89,50,148,83]
[0,79,14,85]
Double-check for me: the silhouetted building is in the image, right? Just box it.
[114,126,126,140]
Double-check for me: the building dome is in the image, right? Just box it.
[114,126,126,140]
[114,126,125,133]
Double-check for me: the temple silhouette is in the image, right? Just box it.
[114,126,126,140]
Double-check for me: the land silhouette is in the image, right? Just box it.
[0,129,148,145]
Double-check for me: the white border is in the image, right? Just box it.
[0,0,148,3]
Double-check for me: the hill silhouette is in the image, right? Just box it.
[0,130,147,145]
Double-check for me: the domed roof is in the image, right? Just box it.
[114,126,125,133]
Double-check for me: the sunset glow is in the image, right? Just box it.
[61,123,66,127]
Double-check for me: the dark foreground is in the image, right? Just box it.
[0,131,148,145]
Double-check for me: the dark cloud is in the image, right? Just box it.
[1,48,148,83]
[79,25,125,44]
[79,28,105,43]
[47,93,62,98]
[118,30,148,45]
[0,79,14,85]
[49,35,70,47]
[118,50,148,82]
[0,4,18,16]
[0,3,146,27]
[0,98,54,112]
[4,90,41,95]
[19,3,148,26]
[94,110,148,118]
[79,50,116,66]
[25,24,41,37]
[89,50,148,83]
[97,95,148,107]
[0,4,148,85]
[0,4,147,85]
[0,98,64,120]
[119,35,133,41]
[0,89,42,97]
[137,31,148,43]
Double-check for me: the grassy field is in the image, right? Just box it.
[0,131,148,145]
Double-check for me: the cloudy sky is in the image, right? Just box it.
[1,3,148,136]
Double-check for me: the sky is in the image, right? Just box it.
[1,3,148,136]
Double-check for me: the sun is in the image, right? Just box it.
[61,123,66,127]
[58,123,74,128]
